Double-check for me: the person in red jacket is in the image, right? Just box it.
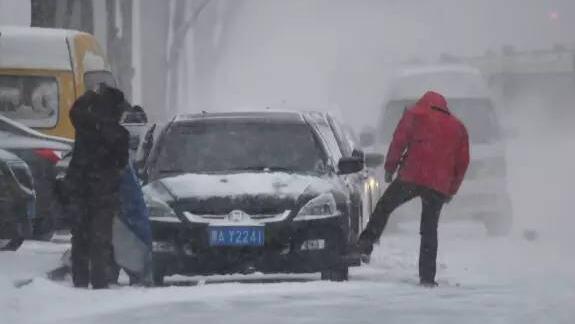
[356,90,470,287]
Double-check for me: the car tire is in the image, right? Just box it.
[321,266,349,282]
[483,212,513,237]
[153,265,166,286]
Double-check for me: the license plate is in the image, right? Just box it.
[208,226,265,247]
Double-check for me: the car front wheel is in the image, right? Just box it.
[153,264,166,286]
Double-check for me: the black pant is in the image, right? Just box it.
[358,180,446,282]
[70,196,117,289]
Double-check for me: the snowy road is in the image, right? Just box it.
[1,220,574,324]
[2,125,574,324]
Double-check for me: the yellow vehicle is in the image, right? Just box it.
[0,27,115,139]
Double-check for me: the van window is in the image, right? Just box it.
[0,75,59,128]
[380,98,500,144]
[84,71,116,92]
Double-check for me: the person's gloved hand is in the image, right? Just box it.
[384,171,394,183]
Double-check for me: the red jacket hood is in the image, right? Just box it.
[416,91,449,112]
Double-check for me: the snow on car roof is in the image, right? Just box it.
[0,26,78,70]
[398,64,483,77]
[175,110,307,123]
[389,64,490,100]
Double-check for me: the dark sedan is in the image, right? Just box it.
[0,114,72,239]
[0,149,35,251]
[138,111,366,284]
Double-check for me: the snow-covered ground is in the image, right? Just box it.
[1,220,574,324]
[1,118,574,324]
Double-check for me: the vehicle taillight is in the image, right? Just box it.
[34,149,63,164]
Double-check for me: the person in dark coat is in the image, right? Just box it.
[356,91,470,287]
[65,84,130,289]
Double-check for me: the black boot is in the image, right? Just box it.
[349,240,372,264]
[419,279,439,288]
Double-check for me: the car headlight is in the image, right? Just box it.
[146,197,177,219]
[294,193,339,221]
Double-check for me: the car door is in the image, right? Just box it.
[324,115,368,235]
[305,113,362,238]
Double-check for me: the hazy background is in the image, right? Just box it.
[191,0,575,129]
[1,0,574,263]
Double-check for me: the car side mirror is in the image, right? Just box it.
[359,130,376,148]
[364,153,385,168]
[338,157,364,175]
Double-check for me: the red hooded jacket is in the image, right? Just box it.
[384,91,470,196]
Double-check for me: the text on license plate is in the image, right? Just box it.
[209,226,265,247]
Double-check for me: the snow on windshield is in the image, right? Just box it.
[156,121,327,175]
[0,75,58,128]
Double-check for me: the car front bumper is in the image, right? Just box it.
[150,215,356,276]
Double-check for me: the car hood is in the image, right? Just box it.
[144,172,334,202]
[143,172,338,217]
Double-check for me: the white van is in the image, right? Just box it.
[373,65,512,235]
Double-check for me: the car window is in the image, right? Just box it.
[327,116,354,157]
[84,71,116,92]
[307,116,343,163]
[154,121,327,176]
[0,75,59,128]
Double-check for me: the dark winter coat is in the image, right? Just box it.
[66,90,130,199]
[384,91,470,196]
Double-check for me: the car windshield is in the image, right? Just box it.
[379,98,500,144]
[0,75,59,128]
[156,121,327,175]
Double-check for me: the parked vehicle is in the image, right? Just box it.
[366,65,513,235]
[0,149,35,251]
[0,26,114,139]
[137,111,367,284]
[305,112,383,232]
[0,114,72,239]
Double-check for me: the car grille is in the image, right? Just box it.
[173,196,297,216]
[194,213,286,220]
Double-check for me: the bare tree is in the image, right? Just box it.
[106,0,134,99]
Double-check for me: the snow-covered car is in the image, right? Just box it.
[138,111,366,284]
[0,149,35,251]
[0,114,72,239]
[304,112,383,232]
[369,65,513,235]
